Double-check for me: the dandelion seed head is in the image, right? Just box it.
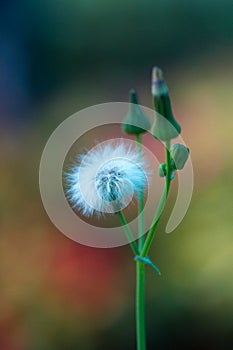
[65,140,148,216]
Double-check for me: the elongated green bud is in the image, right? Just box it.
[151,67,181,141]
[170,144,189,169]
[122,89,151,135]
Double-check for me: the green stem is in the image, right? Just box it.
[135,134,146,350]
[135,140,171,349]
[136,260,146,350]
[140,140,171,258]
[118,211,139,256]
[165,140,171,195]
[136,134,145,251]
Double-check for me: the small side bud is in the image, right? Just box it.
[170,144,189,170]
[122,89,151,135]
[158,163,167,177]
[151,67,181,141]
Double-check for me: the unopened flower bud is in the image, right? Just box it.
[151,67,181,141]
[122,89,151,135]
[170,144,189,170]
[158,163,167,177]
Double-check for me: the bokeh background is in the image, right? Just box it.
[1,1,233,349]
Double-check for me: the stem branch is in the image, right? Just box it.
[140,140,171,258]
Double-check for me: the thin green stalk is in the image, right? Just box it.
[165,140,171,195]
[140,140,171,258]
[136,134,145,251]
[136,260,146,350]
[140,186,166,257]
[118,211,139,256]
[135,134,146,350]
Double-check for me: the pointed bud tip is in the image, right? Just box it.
[129,88,136,96]
[129,89,138,105]
[152,67,164,82]
[151,67,168,96]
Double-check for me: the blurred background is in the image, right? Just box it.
[0,0,233,349]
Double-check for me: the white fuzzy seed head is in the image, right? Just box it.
[64,141,148,216]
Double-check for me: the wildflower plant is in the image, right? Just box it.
[63,67,190,350]
[39,66,192,350]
